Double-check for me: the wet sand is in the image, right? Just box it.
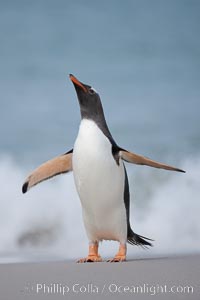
[0,255,199,299]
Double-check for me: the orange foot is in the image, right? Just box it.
[107,255,126,263]
[107,243,127,262]
[77,242,102,263]
[77,255,102,263]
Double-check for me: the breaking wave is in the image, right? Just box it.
[0,154,199,262]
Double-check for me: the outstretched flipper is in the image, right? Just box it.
[22,149,73,193]
[120,150,185,173]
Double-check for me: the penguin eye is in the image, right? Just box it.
[89,88,95,95]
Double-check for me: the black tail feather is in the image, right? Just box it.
[127,230,153,248]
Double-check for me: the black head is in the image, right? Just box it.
[69,74,105,121]
[69,74,117,146]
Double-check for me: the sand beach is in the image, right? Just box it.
[0,255,199,299]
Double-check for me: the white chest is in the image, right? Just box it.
[72,120,127,242]
[73,119,123,194]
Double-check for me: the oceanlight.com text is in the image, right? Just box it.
[107,283,193,295]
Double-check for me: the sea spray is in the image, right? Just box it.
[0,155,199,261]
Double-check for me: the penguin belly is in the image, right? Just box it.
[73,119,127,243]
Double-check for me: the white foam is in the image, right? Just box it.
[0,155,199,262]
[137,157,200,255]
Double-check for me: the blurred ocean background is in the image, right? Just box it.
[0,0,200,262]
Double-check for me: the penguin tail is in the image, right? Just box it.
[127,229,153,248]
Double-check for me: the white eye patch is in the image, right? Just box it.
[90,87,97,93]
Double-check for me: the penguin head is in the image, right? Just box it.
[69,74,104,120]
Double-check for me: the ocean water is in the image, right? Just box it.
[0,0,200,262]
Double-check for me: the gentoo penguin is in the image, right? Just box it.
[22,74,185,262]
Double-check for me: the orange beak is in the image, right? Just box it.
[69,74,87,93]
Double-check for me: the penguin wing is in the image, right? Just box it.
[22,149,73,193]
[120,150,185,173]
